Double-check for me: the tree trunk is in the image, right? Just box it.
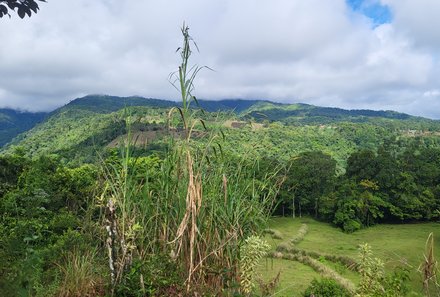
[292,195,296,219]
[314,198,318,218]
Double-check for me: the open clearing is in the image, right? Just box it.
[258,217,440,297]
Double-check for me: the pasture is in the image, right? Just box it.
[258,217,440,296]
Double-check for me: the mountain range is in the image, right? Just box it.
[1,94,440,166]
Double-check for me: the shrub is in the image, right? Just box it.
[342,219,361,233]
[303,278,351,297]
[116,254,183,297]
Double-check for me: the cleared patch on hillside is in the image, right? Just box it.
[223,120,265,130]
[107,127,208,148]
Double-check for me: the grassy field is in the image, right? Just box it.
[257,217,440,297]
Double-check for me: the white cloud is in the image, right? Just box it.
[0,0,439,118]
[382,0,440,50]
[424,90,440,97]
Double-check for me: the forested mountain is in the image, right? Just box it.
[2,94,439,153]
[62,95,177,113]
[2,94,440,168]
[0,108,47,147]
[61,94,264,114]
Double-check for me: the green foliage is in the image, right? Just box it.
[116,254,183,297]
[0,154,99,296]
[2,25,440,297]
[5,92,440,171]
[323,144,440,231]
[356,243,410,297]
[285,151,336,218]
[94,26,282,296]
[303,278,351,297]
[356,243,386,296]
[239,236,270,295]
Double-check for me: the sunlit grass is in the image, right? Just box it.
[259,217,440,296]
[257,257,321,297]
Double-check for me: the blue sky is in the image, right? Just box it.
[347,0,392,26]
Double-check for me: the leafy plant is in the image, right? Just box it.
[0,0,46,18]
[239,235,270,295]
[356,243,386,296]
[303,278,351,297]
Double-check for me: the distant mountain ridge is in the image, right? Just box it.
[62,94,418,120]
[61,95,177,113]
[0,108,47,147]
[60,94,266,114]
[241,101,419,125]
[0,94,437,149]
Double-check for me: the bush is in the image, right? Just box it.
[116,254,184,297]
[303,278,351,297]
[342,219,361,233]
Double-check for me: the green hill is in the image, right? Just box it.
[62,94,177,113]
[241,101,435,127]
[2,95,440,167]
[0,109,47,147]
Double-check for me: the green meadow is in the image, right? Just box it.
[259,217,440,297]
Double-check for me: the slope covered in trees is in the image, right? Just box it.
[3,95,440,167]
[0,108,47,147]
[3,94,439,153]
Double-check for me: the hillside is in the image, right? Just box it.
[241,101,439,129]
[0,108,47,147]
[2,95,440,167]
[62,94,177,113]
[61,94,263,114]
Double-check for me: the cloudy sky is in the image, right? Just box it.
[1,0,440,119]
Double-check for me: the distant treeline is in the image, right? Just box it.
[272,145,440,232]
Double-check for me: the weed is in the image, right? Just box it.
[56,249,105,297]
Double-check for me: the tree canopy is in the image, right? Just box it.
[0,0,46,18]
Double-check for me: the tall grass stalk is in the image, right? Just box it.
[100,24,279,295]
[166,23,280,292]
[418,232,439,296]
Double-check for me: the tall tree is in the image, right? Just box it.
[287,151,337,218]
[346,149,378,181]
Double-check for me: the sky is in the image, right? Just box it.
[1,0,440,119]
